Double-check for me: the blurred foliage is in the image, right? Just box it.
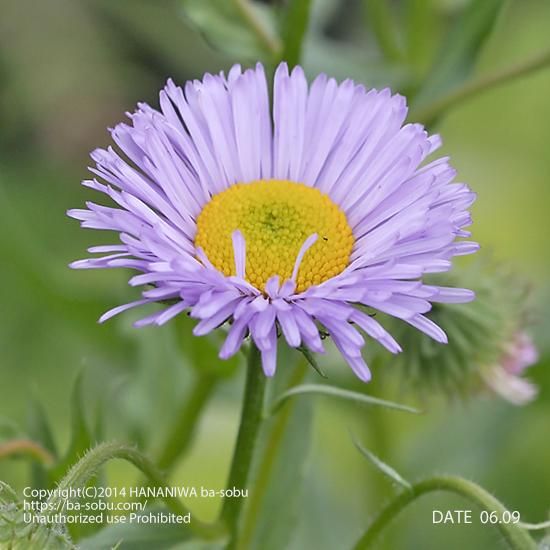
[1,0,550,549]
[379,260,536,399]
[181,0,280,63]
[0,482,75,549]
[410,0,506,106]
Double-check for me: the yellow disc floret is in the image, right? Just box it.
[195,180,354,293]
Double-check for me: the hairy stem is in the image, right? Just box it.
[221,343,267,548]
[353,475,536,550]
[47,441,224,540]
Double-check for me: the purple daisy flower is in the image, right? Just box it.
[69,62,478,382]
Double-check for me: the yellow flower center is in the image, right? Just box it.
[195,180,354,293]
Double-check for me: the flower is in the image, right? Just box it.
[68,62,478,381]
[482,331,538,405]
[380,261,538,401]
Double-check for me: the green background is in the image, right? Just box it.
[0,1,549,548]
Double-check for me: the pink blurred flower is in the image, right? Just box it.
[483,332,538,405]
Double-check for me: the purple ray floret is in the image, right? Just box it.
[69,62,478,382]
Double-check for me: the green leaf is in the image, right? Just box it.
[269,384,421,415]
[413,0,505,109]
[0,418,23,442]
[181,0,281,63]
[66,371,94,456]
[156,372,218,471]
[48,371,93,485]
[0,480,18,502]
[78,509,194,550]
[90,0,228,77]
[0,482,75,549]
[280,0,312,67]
[27,399,57,457]
[304,36,411,90]
[297,346,327,379]
[27,398,58,490]
[352,436,412,490]
[363,0,403,63]
[404,0,439,74]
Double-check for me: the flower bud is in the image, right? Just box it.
[481,331,538,405]
[378,261,539,403]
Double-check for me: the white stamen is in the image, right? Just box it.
[291,233,318,283]
[232,230,246,279]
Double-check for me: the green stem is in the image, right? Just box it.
[361,372,395,503]
[232,0,282,57]
[353,475,537,550]
[0,439,54,466]
[47,441,224,540]
[220,343,267,547]
[412,48,550,125]
[157,373,218,471]
[237,361,308,549]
